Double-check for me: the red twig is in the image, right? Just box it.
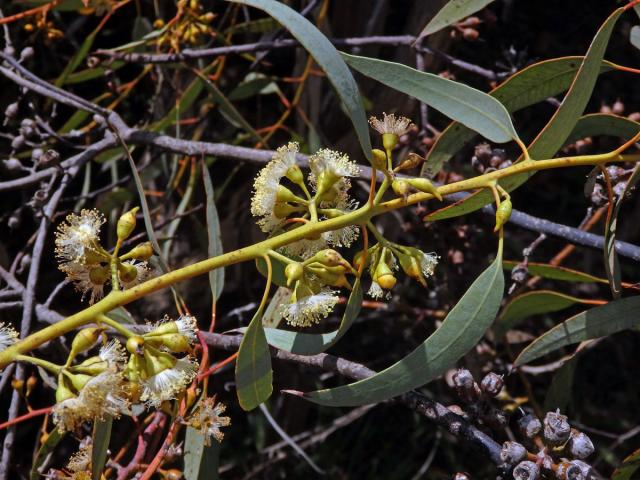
[0,406,51,430]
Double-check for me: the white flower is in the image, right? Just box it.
[281,236,328,259]
[99,340,127,367]
[369,112,414,136]
[251,142,299,233]
[175,314,198,342]
[61,263,107,304]
[309,148,360,180]
[189,397,231,445]
[0,323,18,353]
[53,370,129,433]
[322,224,360,249]
[281,289,338,328]
[55,209,105,267]
[144,314,199,344]
[66,445,92,474]
[367,280,385,300]
[141,357,198,408]
[420,252,439,278]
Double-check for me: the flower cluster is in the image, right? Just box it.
[188,397,231,445]
[55,209,154,304]
[251,142,361,258]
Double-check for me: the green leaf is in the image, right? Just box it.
[514,296,640,366]
[503,260,607,284]
[425,8,623,220]
[235,307,273,410]
[105,306,135,324]
[92,415,113,480]
[202,164,225,302]
[300,245,504,407]
[418,0,494,39]
[495,290,596,338]
[613,447,640,480]
[256,254,290,288]
[544,356,578,413]
[263,278,362,355]
[228,0,372,161]
[30,429,65,480]
[422,57,614,178]
[184,425,220,480]
[631,25,640,50]
[343,52,520,144]
[604,163,640,298]
[564,113,640,145]
[55,31,98,87]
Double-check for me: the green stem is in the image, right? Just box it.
[111,238,123,290]
[96,313,136,338]
[0,149,638,368]
[16,355,62,374]
[366,221,388,246]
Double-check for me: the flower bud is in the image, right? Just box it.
[453,474,470,480]
[11,379,23,392]
[117,207,140,241]
[276,185,300,203]
[371,149,388,170]
[391,179,410,198]
[4,102,18,120]
[480,372,503,397]
[518,414,542,438]
[144,349,177,376]
[126,336,145,355]
[543,410,571,447]
[373,262,396,290]
[70,327,104,359]
[566,431,594,460]
[406,177,443,201]
[26,374,37,396]
[121,242,154,261]
[395,153,424,171]
[118,262,138,284]
[89,266,110,285]
[284,262,304,287]
[67,373,93,392]
[313,249,347,268]
[568,460,593,479]
[273,202,300,218]
[73,356,108,376]
[382,133,398,151]
[494,198,512,232]
[147,333,191,353]
[396,249,426,287]
[500,441,527,465]
[285,164,304,185]
[513,460,539,480]
[55,375,76,403]
[452,368,480,403]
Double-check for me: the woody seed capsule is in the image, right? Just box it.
[518,413,542,438]
[513,461,539,480]
[543,410,571,446]
[480,372,503,397]
[566,431,594,460]
[500,441,527,465]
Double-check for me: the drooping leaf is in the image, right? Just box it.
[202,164,225,302]
[603,163,640,298]
[422,57,614,178]
[613,447,640,480]
[502,260,608,284]
[544,356,578,413]
[564,113,640,145]
[299,245,504,407]
[30,429,65,480]
[228,0,372,161]
[495,290,600,337]
[263,278,362,355]
[235,307,273,411]
[417,0,494,39]
[92,415,113,480]
[184,425,220,480]
[424,8,624,220]
[343,52,520,144]
[514,296,640,366]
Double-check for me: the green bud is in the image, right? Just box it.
[312,249,344,267]
[273,202,300,219]
[143,349,177,376]
[285,164,304,186]
[126,336,145,355]
[146,333,191,353]
[391,179,411,198]
[396,250,426,287]
[120,242,154,261]
[494,198,512,232]
[276,185,300,203]
[371,149,388,170]
[374,261,396,290]
[146,321,179,337]
[284,262,304,287]
[126,352,145,382]
[55,374,76,403]
[69,327,104,360]
[72,356,108,376]
[66,373,92,392]
[382,133,398,151]
[406,177,443,201]
[117,207,140,241]
[316,170,340,196]
[118,262,138,284]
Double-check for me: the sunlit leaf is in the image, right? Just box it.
[515,296,640,366]
[503,260,607,284]
[184,425,220,480]
[417,0,494,39]
[228,0,372,161]
[298,245,504,407]
[613,446,640,480]
[565,113,640,145]
[202,164,225,302]
[343,52,520,144]
[30,429,65,480]
[630,25,640,50]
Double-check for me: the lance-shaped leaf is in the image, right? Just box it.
[495,290,601,338]
[263,279,362,355]
[502,260,609,284]
[202,164,225,302]
[564,113,640,145]
[631,25,640,50]
[422,57,615,178]
[30,429,65,480]
[184,425,220,480]
[235,307,273,411]
[424,7,624,220]
[92,415,113,480]
[343,52,520,144]
[297,244,504,407]
[514,295,640,366]
[228,0,371,161]
[613,447,640,480]
[417,0,494,39]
